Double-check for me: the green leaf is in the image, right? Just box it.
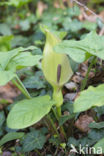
[67,5,80,17]
[23,71,46,89]
[89,122,104,129]
[8,53,42,71]
[11,35,28,47]
[82,21,97,31]
[20,19,30,31]
[22,130,46,152]
[0,50,19,70]
[0,132,24,147]
[55,31,104,63]
[55,41,87,63]
[63,19,82,32]
[69,58,79,72]
[74,84,104,113]
[94,137,104,154]
[0,24,12,35]
[7,95,55,129]
[67,137,79,147]
[0,35,13,51]
[8,45,37,53]
[59,114,75,126]
[0,46,38,70]
[0,71,16,86]
[0,111,5,127]
[88,129,104,141]
[3,0,31,7]
[49,135,60,147]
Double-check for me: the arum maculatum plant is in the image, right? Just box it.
[41,26,73,117]
[41,26,73,138]
[5,26,73,140]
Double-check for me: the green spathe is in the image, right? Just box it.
[42,27,73,107]
[42,29,73,87]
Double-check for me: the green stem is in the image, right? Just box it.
[51,107,67,140]
[56,107,67,140]
[35,149,42,156]
[47,114,60,138]
[12,76,31,99]
[52,107,59,121]
[53,87,67,140]
[57,107,61,117]
[81,56,96,91]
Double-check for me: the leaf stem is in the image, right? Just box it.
[81,56,96,91]
[56,107,67,140]
[35,149,42,156]
[46,114,60,138]
[52,107,59,121]
[12,75,31,99]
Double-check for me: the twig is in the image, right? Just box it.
[70,0,104,28]
[71,0,98,17]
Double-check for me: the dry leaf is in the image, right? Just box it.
[0,82,20,104]
[75,114,94,132]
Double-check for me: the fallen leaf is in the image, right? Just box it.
[0,82,20,104]
[75,114,94,132]
[72,74,83,83]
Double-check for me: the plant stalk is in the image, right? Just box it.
[46,114,60,138]
[35,149,42,156]
[81,56,96,91]
[56,106,67,140]
[12,76,31,99]
[52,107,59,121]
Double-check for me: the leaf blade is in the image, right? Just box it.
[0,132,24,147]
[0,71,16,86]
[74,84,104,113]
[7,95,55,129]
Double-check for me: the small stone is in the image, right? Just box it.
[64,93,77,101]
[65,82,78,91]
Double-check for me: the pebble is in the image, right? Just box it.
[65,82,78,91]
[64,93,77,101]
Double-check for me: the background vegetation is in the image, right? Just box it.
[0,0,104,155]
